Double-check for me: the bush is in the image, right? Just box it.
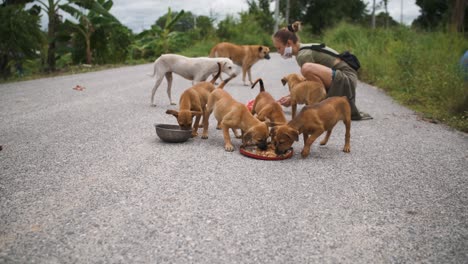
[323,23,468,132]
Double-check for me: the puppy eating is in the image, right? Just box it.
[281,73,327,119]
[202,80,270,152]
[166,63,224,137]
[250,78,287,124]
[270,96,351,158]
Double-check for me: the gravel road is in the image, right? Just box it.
[1,53,467,263]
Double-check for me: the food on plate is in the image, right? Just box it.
[241,143,292,160]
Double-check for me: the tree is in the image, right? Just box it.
[413,0,467,32]
[156,10,193,33]
[0,1,43,78]
[247,0,275,33]
[34,0,118,70]
[61,0,120,64]
[449,0,467,32]
[279,0,302,24]
[195,15,215,40]
[297,0,367,34]
[156,8,185,53]
[413,0,448,30]
[131,7,185,59]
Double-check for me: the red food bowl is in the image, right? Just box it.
[240,145,293,160]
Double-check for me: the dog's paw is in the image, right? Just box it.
[320,140,327,145]
[170,102,177,105]
[343,145,351,153]
[191,133,198,138]
[224,144,235,152]
[201,134,208,139]
[301,149,310,158]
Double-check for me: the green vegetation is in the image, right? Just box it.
[1,0,467,132]
[320,23,467,132]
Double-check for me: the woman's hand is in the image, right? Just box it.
[278,95,291,107]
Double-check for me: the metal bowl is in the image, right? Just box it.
[154,124,192,143]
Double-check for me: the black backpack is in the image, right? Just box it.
[299,44,361,71]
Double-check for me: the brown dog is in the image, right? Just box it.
[202,80,270,152]
[281,73,327,119]
[166,63,222,137]
[251,78,287,124]
[270,96,351,158]
[209,42,271,86]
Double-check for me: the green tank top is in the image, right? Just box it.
[296,43,339,68]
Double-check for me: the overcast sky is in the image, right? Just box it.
[37,0,421,33]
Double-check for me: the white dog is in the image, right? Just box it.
[148,54,238,106]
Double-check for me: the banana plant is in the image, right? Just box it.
[60,0,120,64]
[35,0,119,68]
[130,7,185,59]
[160,7,185,53]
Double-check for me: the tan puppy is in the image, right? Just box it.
[281,73,327,119]
[270,96,351,158]
[210,42,271,86]
[166,63,222,137]
[250,78,287,124]
[202,81,270,152]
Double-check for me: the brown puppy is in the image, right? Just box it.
[166,63,222,137]
[202,80,270,152]
[270,96,351,158]
[281,73,327,119]
[251,78,287,124]
[210,42,271,86]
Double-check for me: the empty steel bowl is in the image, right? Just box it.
[154,124,192,143]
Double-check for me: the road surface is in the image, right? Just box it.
[1,53,467,263]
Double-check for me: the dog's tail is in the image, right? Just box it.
[217,74,236,89]
[147,58,158,77]
[210,62,222,84]
[251,78,265,92]
[209,45,217,58]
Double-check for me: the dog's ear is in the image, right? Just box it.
[289,128,299,142]
[258,46,263,52]
[190,111,203,117]
[281,78,287,86]
[166,109,179,117]
[243,129,253,143]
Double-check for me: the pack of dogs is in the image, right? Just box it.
[150,41,351,159]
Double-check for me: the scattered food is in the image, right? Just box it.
[73,85,86,91]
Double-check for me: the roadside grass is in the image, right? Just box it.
[323,23,468,132]
[0,63,140,84]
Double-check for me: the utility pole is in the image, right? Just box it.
[286,0,290,24]
[274,0,280,33]
[400,0,403,24]
[371,0,376,29]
